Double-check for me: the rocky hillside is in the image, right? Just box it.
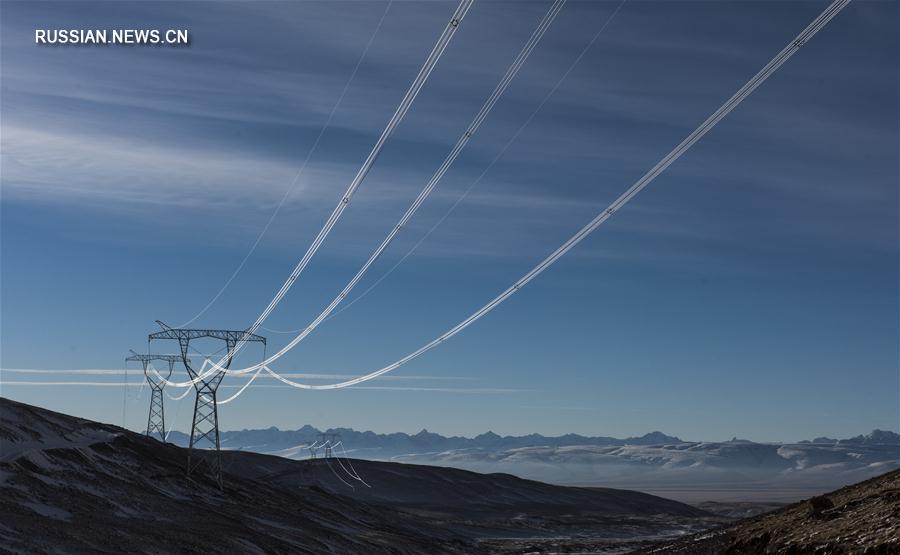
[222,449,706,518]
[633,468,900,554]
[0,398,713,554]
[0,398,469,553]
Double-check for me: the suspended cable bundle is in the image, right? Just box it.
[221,0,475,366]
[324,453,356,490]
[167,0,568,394]
[177,1,395,330]
[333,441,371,487]
[150,0,853,402]
[264,0,567,338]
[155,0,474,394]
[210,0,853,395]
[325,0,628,322]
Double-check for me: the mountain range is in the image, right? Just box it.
[167,426,900,501]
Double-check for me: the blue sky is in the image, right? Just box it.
[1,0,896,442]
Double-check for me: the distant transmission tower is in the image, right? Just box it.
[149,321,265,488]
[125,350,185,442]
[319,432,340,458]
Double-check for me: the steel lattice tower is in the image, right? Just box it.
[149,321,265,487]
[319,432,340,458]
[125,351,185,441]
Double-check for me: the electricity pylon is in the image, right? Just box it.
[319,432,340,458]
[125,350,186,442]
[149,321,265,488]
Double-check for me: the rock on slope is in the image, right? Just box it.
[633,468,900,554]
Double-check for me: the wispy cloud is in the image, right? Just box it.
[0,124,312,209]
[515,404,602,412]
[0,381,519,394]
[2,368,127,375]
[0,368,475,381]
[342,386,522,394]
[2,0,893,262]
[1,381,143,387]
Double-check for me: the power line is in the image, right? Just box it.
[324,454,356,489]
[176,1,395,329]
[125,351,184,441]
[181,0,568,390]
[244,0,853,392]
[334,441,371,487]
[148,324,267,487]
[150,0,852,398]
[199,0,475,375]
[316,0,629,327]
[262,0,568,337]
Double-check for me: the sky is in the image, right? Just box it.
[1,0,897,443]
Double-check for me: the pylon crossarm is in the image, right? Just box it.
[126,352,185,379]
[149,322,265,345]
[147,322,264,487]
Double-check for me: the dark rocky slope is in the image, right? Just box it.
[0,398,711,554]
[222,449,707,518]
[0,398,469,554]
[633,468,900,554]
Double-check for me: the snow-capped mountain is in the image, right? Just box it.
[166,426,686,457]
[166,426,900,497]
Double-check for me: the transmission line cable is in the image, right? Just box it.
[155,0,474,387]
[166,0,474,391]
[153,0,851,397]
[216,366,262,404]
[324,447,357,489]
[313,0,629,326]
[211,0,852,394]
[215,0,474,368]
[177,0,565,387]
[175,1,394,329]
[335,454,369,487]
[334,441,371,486]
[260,0,567,336]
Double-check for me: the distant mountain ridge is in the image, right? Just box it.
[166,426,899,454]
[165,426,900,499]
[167,426,688,453]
